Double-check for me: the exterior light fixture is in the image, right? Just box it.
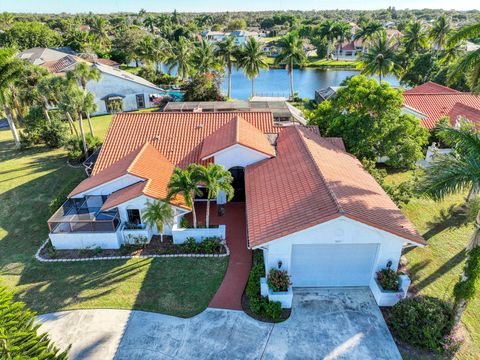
[386,260,393,269]
[278,260,282,269]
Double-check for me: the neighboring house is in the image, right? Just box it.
[334,29,402,60]
[47,111,424,305]
[18,47,163,115]
[163,100,307,124]
[402,81,480,129]
[315,86,341,104]
[201,30,260,45]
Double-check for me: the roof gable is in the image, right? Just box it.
[200,116,275,159]
[404,81,461,95]
[448,102,480,127]
[246,126,424,247]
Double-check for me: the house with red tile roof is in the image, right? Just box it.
[48,111,423,306]
[402,82,480,129]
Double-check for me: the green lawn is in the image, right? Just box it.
[385,171,480,359]
[0,119,228,317]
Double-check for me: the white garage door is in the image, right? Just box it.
[291,244,379,287]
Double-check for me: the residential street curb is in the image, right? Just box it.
[35,239,230,263]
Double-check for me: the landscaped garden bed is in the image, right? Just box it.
[241,250,291,323]
[39,235,227,260]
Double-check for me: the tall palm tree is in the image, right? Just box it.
[67,62,101,136]
[192,39,219,75]
[0,48,23,147]
[143,200,174,242]
[429,16,451,50]
[193,164,234,228]
[418,122,480,202]
[354,22,383,52]
[144,15,156,33]
[167,165,203,228]
[167,37,193,81]
[136,35,155,66]
[236,37,268,98]
[274,33,306,99]
[90,17,111,51]
[332,22,352,60]
[317,19,337,58]
[215,36,237,98]
[452,210,480,327]
[448,23,480,94]
[151,37,172,74]
[0,12,14,30]
[402,21,429,54]
[359,31,403,82]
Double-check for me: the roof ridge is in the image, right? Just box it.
[294,126,345,214]
[126,142,151,174]
[234,116,241,143]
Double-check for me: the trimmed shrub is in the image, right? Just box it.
[376,268,400,291]
[264,300,282,320]
[389,296,453,351]
[200,237,221,253]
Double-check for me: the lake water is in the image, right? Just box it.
[220,68,400,100]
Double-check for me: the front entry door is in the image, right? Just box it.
[229,167,245,202]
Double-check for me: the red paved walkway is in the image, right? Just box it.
[191,202,252,310]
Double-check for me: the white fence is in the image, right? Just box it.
[171,224,226,244]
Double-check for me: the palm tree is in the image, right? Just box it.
[448,23,480,94]
[452,210,480,327]
[354,21,383,52]
[429,16,451,50]
[402,21,429,54]
[332,22,352,60]
[359,31,403,82]
[192,39,219,75]
[274,33,306,99]
[0,12,14,30]
[193,164,234,228]
[90,17,111,51]
[151,37,172,74]
[144,15,156,33]
[418,122,480,202]
[0,48,23,147]
[167,165,203,228]
[136,35,155,66]
[236,37,268,98]
[215,36,237,98]
[167,37,193,81]
[142,200,174,242]
[317,19,337,58]
[67,62,101,136]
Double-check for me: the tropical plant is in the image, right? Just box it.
[402,21,429,54]
[142,200,174,242]
[215,36,237,98]
[332,22,351,61]
[167,165,203,228]
[354,21,383,51]
[376,268,400,291]
[193,164,234,228]
[317,19,337,58]
[89,16,111,51]
[429,16,451,50]
[0,286,69,359]
[236,37,268,98]
[0,48,23,147]
[192,39,219,75]
[167,37,193,80]
[67,62,101,136]
[359,31,403,82]
[448,22,480,94]
[417,121,480,202]
[274,33,306,99]
[267,268,291,292]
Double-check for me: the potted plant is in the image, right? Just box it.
[376,268,400,291]
[265,268,293,308]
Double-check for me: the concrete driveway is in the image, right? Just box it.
[38,288,400,360]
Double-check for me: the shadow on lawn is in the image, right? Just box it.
[422,204,469,240]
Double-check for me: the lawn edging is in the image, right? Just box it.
[35,238,230,262]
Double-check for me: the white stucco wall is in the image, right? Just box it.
[86,73,160,115]
[259,216,406,284]
[49,231,122,250]
[72,175,143,198]
[212,144,272,170]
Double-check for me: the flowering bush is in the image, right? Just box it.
[376,268,400,291]
[441,327,464,355]
[267,268,291,292]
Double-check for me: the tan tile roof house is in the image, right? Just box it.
[48,111,423,304]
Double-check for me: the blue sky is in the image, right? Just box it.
[0,0,477,13]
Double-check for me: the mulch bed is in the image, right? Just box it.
[241,292,291,323]
[40,235,227,260]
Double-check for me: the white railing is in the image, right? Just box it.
[171,224,226,244]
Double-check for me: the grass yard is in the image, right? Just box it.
[0,117,228,317]
[385,171,480,359]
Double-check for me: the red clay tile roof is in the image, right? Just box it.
[101,182,147,210]
[404,81,460,95]
[200,115,275,159]
[245,126,425,247]
[403,93,480,128]
[447,102,480,128]
[70,142,188,209]
[93,112,282,174]
[96,58,119,67]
